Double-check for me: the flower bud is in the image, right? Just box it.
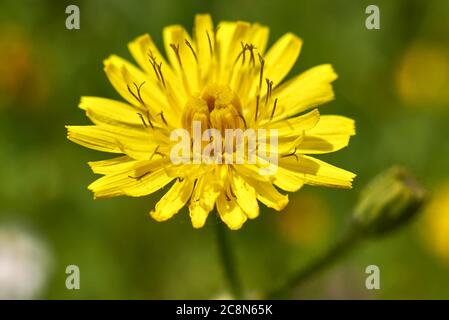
[353,166,427,236]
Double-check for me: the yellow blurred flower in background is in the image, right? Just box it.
[396,41,449,108]
[66,14,355,230]
[420,184,449,265]
[276,192,331,245]
[0,23,48,108]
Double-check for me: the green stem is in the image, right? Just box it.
[214,220,243,299]
[266,226,363,299]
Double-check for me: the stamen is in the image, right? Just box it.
[212,26,221,69]
[114,138,126,154]
[229,185,236,198]
[270,98,278,120]
[148,53,166,89]
[213,26,220,53]
[189,179,199,204]
[184,39,198,63]
[149,145,164,160]
[137,113,147,128]
[258,54,265,90]
[129,171,152,180]
[170,43,183,68]
[265,78,273,106]
[148,51,161,82]
[135,82,145,103]
[137,111,154,129]
[246,44,256,66]
[255,94,260,122]
[235,112,247,129]
[158,111,168,126]
[281,147,299,161]
[127,81,146,105]
[234,43,257,67]
[254,54,265,122]
[234,42,247,65]
[206,30,213,56]
[156,62,166,88]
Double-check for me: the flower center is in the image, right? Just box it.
[182,84,246,134]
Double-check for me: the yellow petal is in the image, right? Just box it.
[103,56,180,127]
[297,136,351,154]
[263,33,302,87]
[279,155,356,188]
[79,96,171,145]
[235,168,289,211]
[150,179,195,221]
[248,23,270,55]
[66,125,165,160]
[216,21,251,83]
[163,25,199,94]
[271,64,337,121]
[88,161,174,198]
[216,191,247,230]
[128,34,171,78]
[233,163,272,183]
[188,168,224,228]
[79,96,142,128]
[263,108,320,138]
[128,34,185,110]
[67,125,122,154]
[194,14,214,80]
[230,170,259,219]
[273,166,305,192]
[229,23,270,103]
[121,167,174,197]
[297,115,355,154]
[307,115,355,136]
[88,156,136,175]
[103,55,160,107]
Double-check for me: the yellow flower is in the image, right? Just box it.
[66,14,356,230]
[395,42,449,108]
[420,184,449,265]
[276,193,331,245]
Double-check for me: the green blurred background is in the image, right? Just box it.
[0,0,448,299]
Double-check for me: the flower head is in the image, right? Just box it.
[66,14,356,230]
